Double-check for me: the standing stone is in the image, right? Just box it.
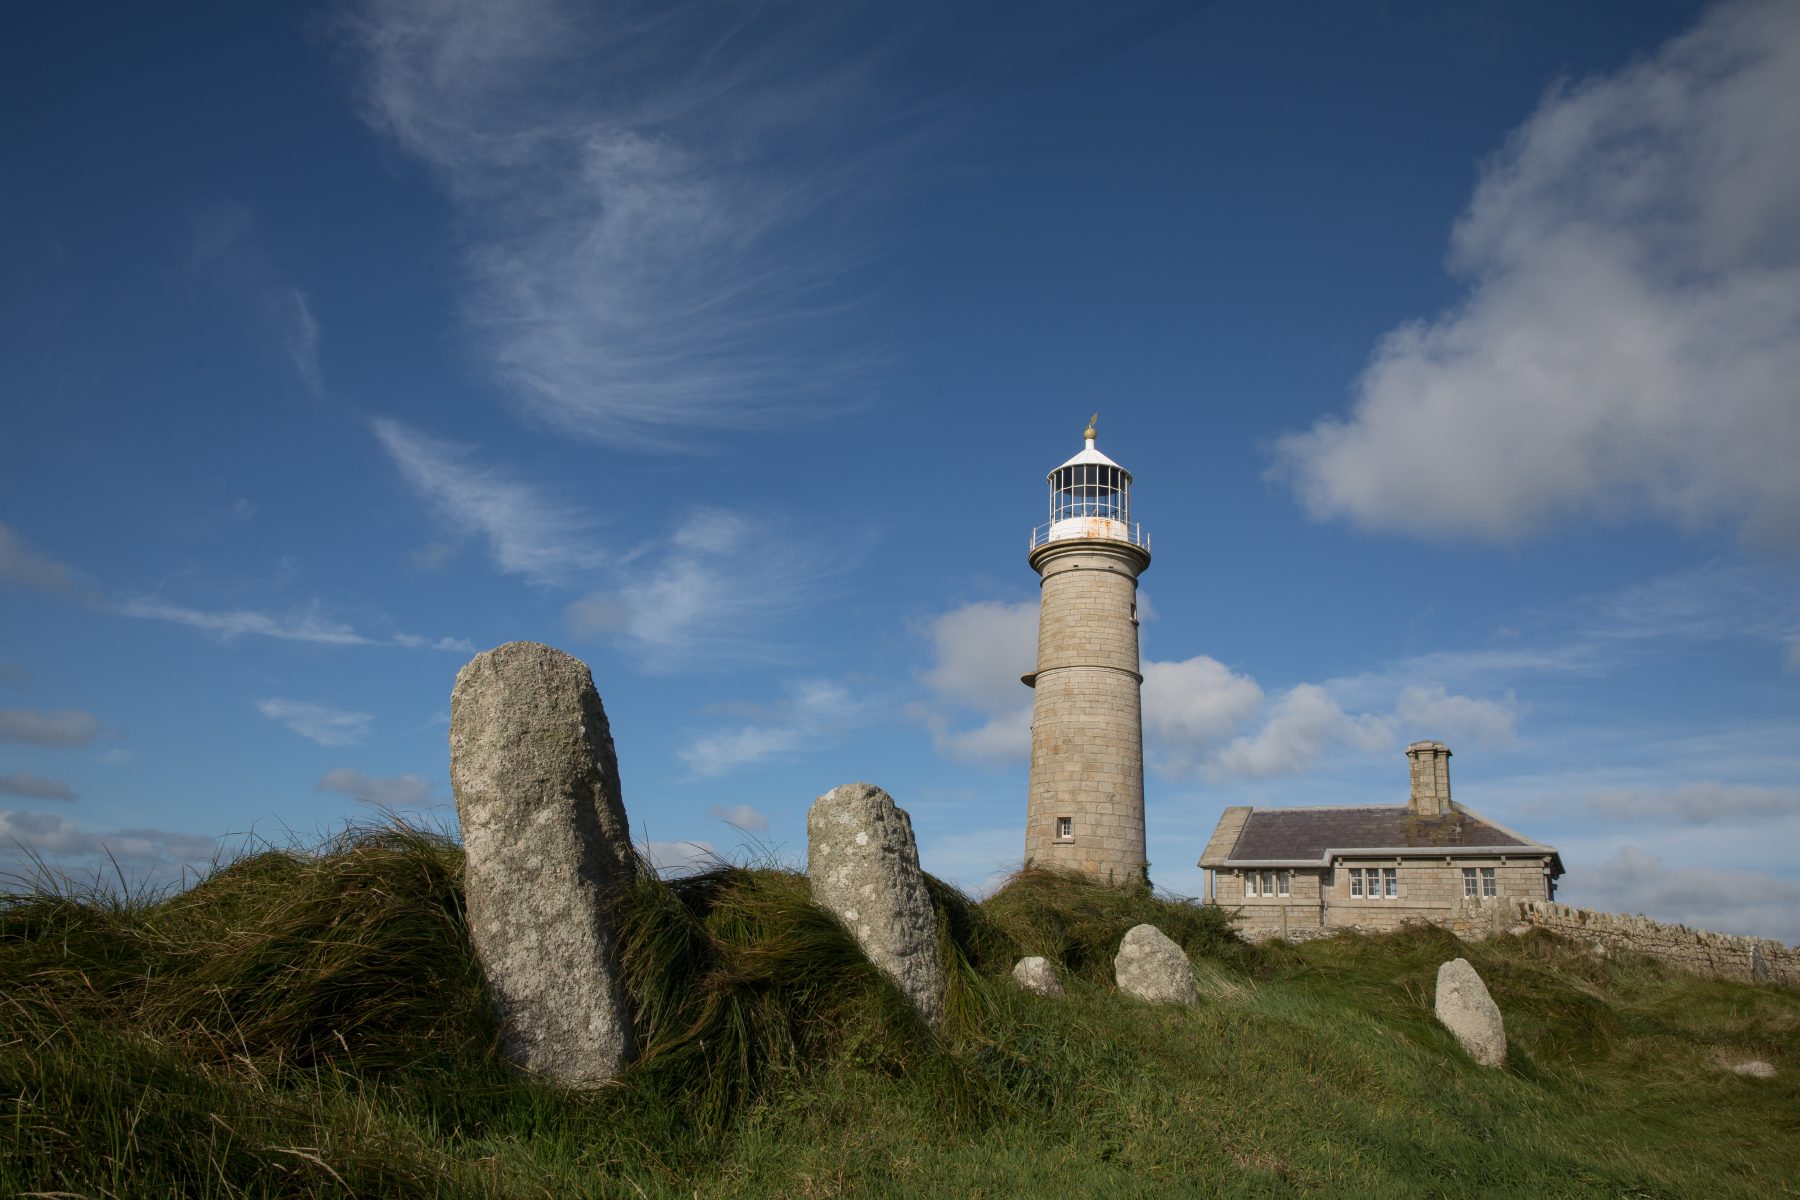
[1434,958,1506,1068]
[450,641,637,1085]
[807,783,946,1027]
[1113,924,1198,1005]
[1013,956,1064,997]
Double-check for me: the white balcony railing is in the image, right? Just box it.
[1029,518,1150,553]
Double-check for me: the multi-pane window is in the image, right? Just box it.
[1243,871,1257,897]
[1055,817,1073,841]
[1050,463,1128,523]
[1382,868,1398,898]
[1349,868,1364,897]
[1481,867,1497,898]
[1277,871,1291,897]
[1463,868,1479,897]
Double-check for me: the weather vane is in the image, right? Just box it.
[1084,412,1099,441]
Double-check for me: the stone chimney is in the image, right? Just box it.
[1406,740,1452,818]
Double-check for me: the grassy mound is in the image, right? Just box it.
[2,826,1794,1197]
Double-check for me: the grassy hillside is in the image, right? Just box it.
[3,826,1795,1198]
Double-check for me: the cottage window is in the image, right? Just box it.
[1382,868,1398,898]
[1055,816,1073,841]
[1349,868,1364,897]
[1481,867,1497,898]
[1277,871,1291,897]
[1261,871,1276,897]
[1462,868,1478,898]
[1244,872,1256,897]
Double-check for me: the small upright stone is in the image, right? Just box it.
[1013,956,1064,997]
[1113,924,1197,1005]
[807,783,946,1027]
[1435,958,1506,1068]
[450,641,637,1085]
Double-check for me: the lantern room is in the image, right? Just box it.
[1030,415,1150,553]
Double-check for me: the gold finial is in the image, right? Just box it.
[1084,412,1098,441]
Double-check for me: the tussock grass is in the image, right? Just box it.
[3,824,1796,1198]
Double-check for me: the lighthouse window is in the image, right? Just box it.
[1055,816,1073,841]
[1051,464,1126,523]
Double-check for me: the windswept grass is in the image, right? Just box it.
[2,824,1795,1197]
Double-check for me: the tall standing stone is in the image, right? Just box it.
[1113,923,1198,1005]
[807,782,946,1028]
[450,641,637,1084]
[1434,958,1507,1068]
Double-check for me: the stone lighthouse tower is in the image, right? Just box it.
[1022,416,1151,884]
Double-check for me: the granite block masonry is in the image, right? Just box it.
[450,641,637,1085]
[1113,923,1197,1005]
[807,782,947,1027]
[1434,958,1506,1068]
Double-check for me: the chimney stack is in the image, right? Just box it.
[1406,741,1452,818]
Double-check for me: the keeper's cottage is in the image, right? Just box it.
[1021,417,1151,885]
[1198,741,1563,938]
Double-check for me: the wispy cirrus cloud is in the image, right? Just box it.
[117,597,470,652]
[343,0,898,447]
[256,699,373,747]
[568,508,848,670]
[679,678,875,777]
[373,417,607,585]
[0,708,101,749]
[189,201,324,395]
[1273,0,1800,552]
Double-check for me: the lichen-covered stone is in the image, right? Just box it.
[1435,958,1506,1068]
[1012,956,1064,997]
[1113,923,1197,1005]
[807,782,945,1027]
[450,641,637,1085]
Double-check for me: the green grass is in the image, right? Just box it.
[2,826,1795,1198]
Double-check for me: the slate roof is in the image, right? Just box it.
[1209,803,1553,866]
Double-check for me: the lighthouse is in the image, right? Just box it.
[1022,416,1151,884]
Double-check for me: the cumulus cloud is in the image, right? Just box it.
[1207,684,1392,780]
[707,803,770,832]
[1142,656,1264,772]
[913,600,1039,763]
[680,679,873,776]
[0,809,221,886]
[343,0,893,447]
[1578,782,1800,825]
[1392,685,1518,750]
[256,699,373,747]
[316,768,433,809]
[1273,0,1800,551]
[0,524,89,597]
[373,418,607,585]
[1560,846,1800,943]
[568,509,844,670]
[640,840,719,877]
[0,770,76,802]
[0,708,101,748]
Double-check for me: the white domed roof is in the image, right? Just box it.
[1052,436,1131,480]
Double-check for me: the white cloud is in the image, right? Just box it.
[680,679,872,777]
[343,0,889,447]
[0,524,89,597]
[568,508,843,670]
[707,803,769,832]
[1560,846,1800,943]
[1142,656,1264,772]
[913,600,1039,763]
[373,418,607,585]
[315,768,433,809]
[0,708,101,748]
[1392,685,1518,750]
[0,809,222,886]
[640,839,719,877]
[117,596,468,652]
[1273,0,1800,551]
[188,202,325,396]
[0,770,76,802]
[285,288,322,395]
[1579,782,1800,825]
[256,699,373,747]
[1207,684,1392,780]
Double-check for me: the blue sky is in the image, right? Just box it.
[4,0,1799,940]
